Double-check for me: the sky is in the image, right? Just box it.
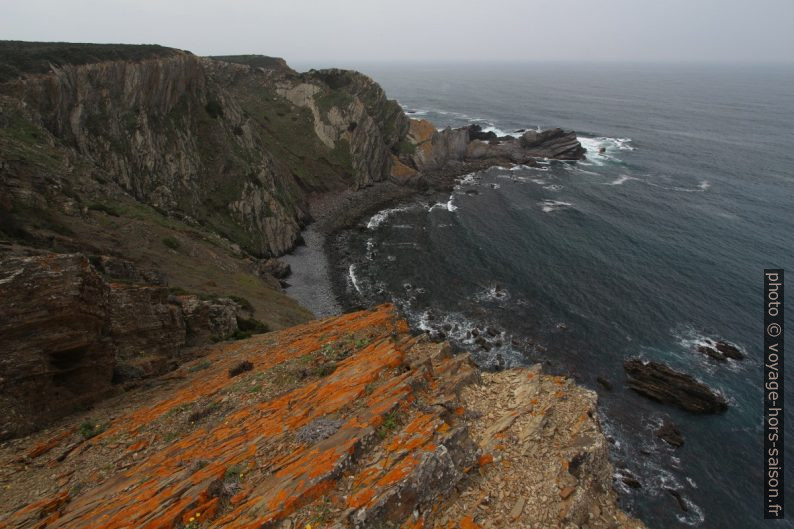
[2,0,794,66]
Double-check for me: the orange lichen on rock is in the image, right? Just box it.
[0,305,482,529]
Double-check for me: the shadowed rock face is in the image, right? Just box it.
[0,253,113,441]
[0,252,249,439]
[0,305,645,529]
[623,359,728,414]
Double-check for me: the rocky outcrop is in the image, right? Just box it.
[177,295,240,346]
[0,253,113,441]
[697,339,745,362]
[402,118,585,179]
[656,418,684,448]
[0,305,645,529]
[0,252,252,439]
[624,358,728,414]
[519,128,587,159]
[0,43,412,258]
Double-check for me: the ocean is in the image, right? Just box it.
[290,62,794,528]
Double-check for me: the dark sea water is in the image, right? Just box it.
[307,63,794,528]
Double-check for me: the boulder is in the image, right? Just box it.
[177,295,240,345]
[623,358,728,414]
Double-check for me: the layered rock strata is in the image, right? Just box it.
[0,305,645,529]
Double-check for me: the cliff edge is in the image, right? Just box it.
[0,305,644,529]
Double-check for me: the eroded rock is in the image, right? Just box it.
[624,358,728,413]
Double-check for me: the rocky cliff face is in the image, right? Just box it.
[0,252,251,440]
[0,305,645,529]
[0,41,589,443]
[0,48,409,258]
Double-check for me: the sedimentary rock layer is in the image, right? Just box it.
[0,305,644,529]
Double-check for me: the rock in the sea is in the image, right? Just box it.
[596,377,613,391]
[697,339,745,362]
[666,488,689,512]
[520,128,587,159]
[467,124,499,142]
[715,340,744,360]
[623,358,728,413]
[656,418,684,447]
[697,344,727,362]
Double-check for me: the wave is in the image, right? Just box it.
[539,200,574,213]
[348,264,362,294]
[645,179,712,193]
[366,205,412,229]
[428,193,458,212]
[605,174,637,186]
[578,136,635,165]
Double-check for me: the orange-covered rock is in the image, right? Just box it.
[0,305,645,529]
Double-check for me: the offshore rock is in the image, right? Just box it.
[404,118,585,177]
[624,358,728,414]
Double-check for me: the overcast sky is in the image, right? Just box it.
[3,0,793,65]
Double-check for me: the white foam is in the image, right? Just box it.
[539,200,573,213]
[366,205,411,229]
[348,264,362,294]
[544,184,564,191]
[428,194,458,212]
[480,125,523,139]
[605,174,637,186]
[578,136,635,165]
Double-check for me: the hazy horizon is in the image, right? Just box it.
[3,0,794,65]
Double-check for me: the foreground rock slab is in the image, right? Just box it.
[624,359,728,414]
[0,305,644,529]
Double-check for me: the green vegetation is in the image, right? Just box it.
[88,203,121,217]
[188,360,212,373]
[229,294,254,313]
[0,41,179,82]
[209,55,286,70]
[231,319,268,340]
[78,421,106,440]
[398,139,417,156]
[162,236,181,250]
[376,412,400,440]
[314,88,353,117]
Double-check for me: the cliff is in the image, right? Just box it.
[0,305,645,529]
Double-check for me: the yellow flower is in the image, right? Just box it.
[189,517,195,522]
[196,512,201,517]
[305,525,312,529]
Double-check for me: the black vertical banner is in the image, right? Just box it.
[764,269,784,519]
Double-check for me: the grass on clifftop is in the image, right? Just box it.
[0,41,180,82]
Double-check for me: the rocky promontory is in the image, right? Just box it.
[0,41,647,529]
[0,305,645,529]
